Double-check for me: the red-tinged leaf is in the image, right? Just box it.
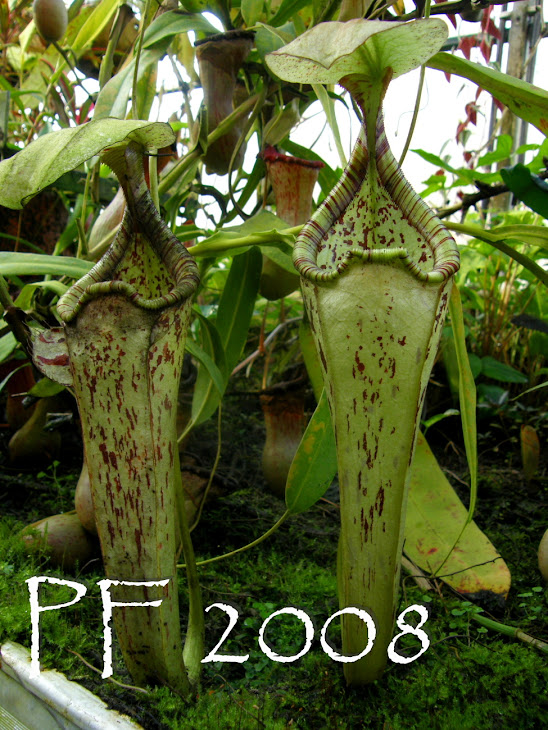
[447,14,457,29]
[458,36,477,61]
[456,119,468,143]
[480,37,492,63]
[463,151,473,165]
[445,71,451,82]
[493,96,505,112]
[475,86,483,101]
[485,18,501,40]
[435,168,445,176]
[465,102,477,125]
[481,5,490,31]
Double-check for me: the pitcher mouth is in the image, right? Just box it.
[293,112,459,286]
[57,144,199,324]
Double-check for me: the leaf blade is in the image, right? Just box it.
[286,388,337,514]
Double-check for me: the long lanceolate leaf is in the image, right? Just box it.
[448,285,477,525]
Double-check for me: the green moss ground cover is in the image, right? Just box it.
[0,395,547,729]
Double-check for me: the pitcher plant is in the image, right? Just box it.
[23,122,202,694]
[267,19,460,684]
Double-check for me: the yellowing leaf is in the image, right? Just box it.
[405,432,511,600]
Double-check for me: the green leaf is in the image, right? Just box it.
[242,0,264,27]
[191,210,295,257]
[468,353,482,380]
[0,332,17,363]
[500,164,548,218]
[421,408,459,433]
[215,248,262,375]
[190,312,228,425]
[419,172,447,199]
[142,10,219,47]
[477,134,513,167]
[269,0,311,26]
[95,46,169,120]
[412,148,501,186]
[285,388,337,514]
[446,221,548,287]
[28,378,66,398]
[412,148,459,175]
[481,356,528,384]
[477,383,508,405]
[490,223,548,251]
[136,63,159,122]
[0,252,92,279]
[255,23,296,63]
[428,53,548,136]
[69,0,119,58]
[14,281,69,310]
[512,380,548,399]
[299,320,324,400]
[0,120,175,209]
[516,143,540,155]
[449,284,477,524]
[312,83,347,167]
[404,432,511,598]
[260,245,295,274]
[185,338,225,396]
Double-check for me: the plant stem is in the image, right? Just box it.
[0,273,31,356]
[189,405,222,532]
[132,0,152,120]
[228,82,268,218]
[158,94,262,196]
[177,511,290,569]
[398,0,431,166]
[398,65,425,166]
[472,614,548,654]
[0,272,13,312]
[149,150,160,211]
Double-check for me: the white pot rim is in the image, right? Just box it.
[0,642,143,730]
